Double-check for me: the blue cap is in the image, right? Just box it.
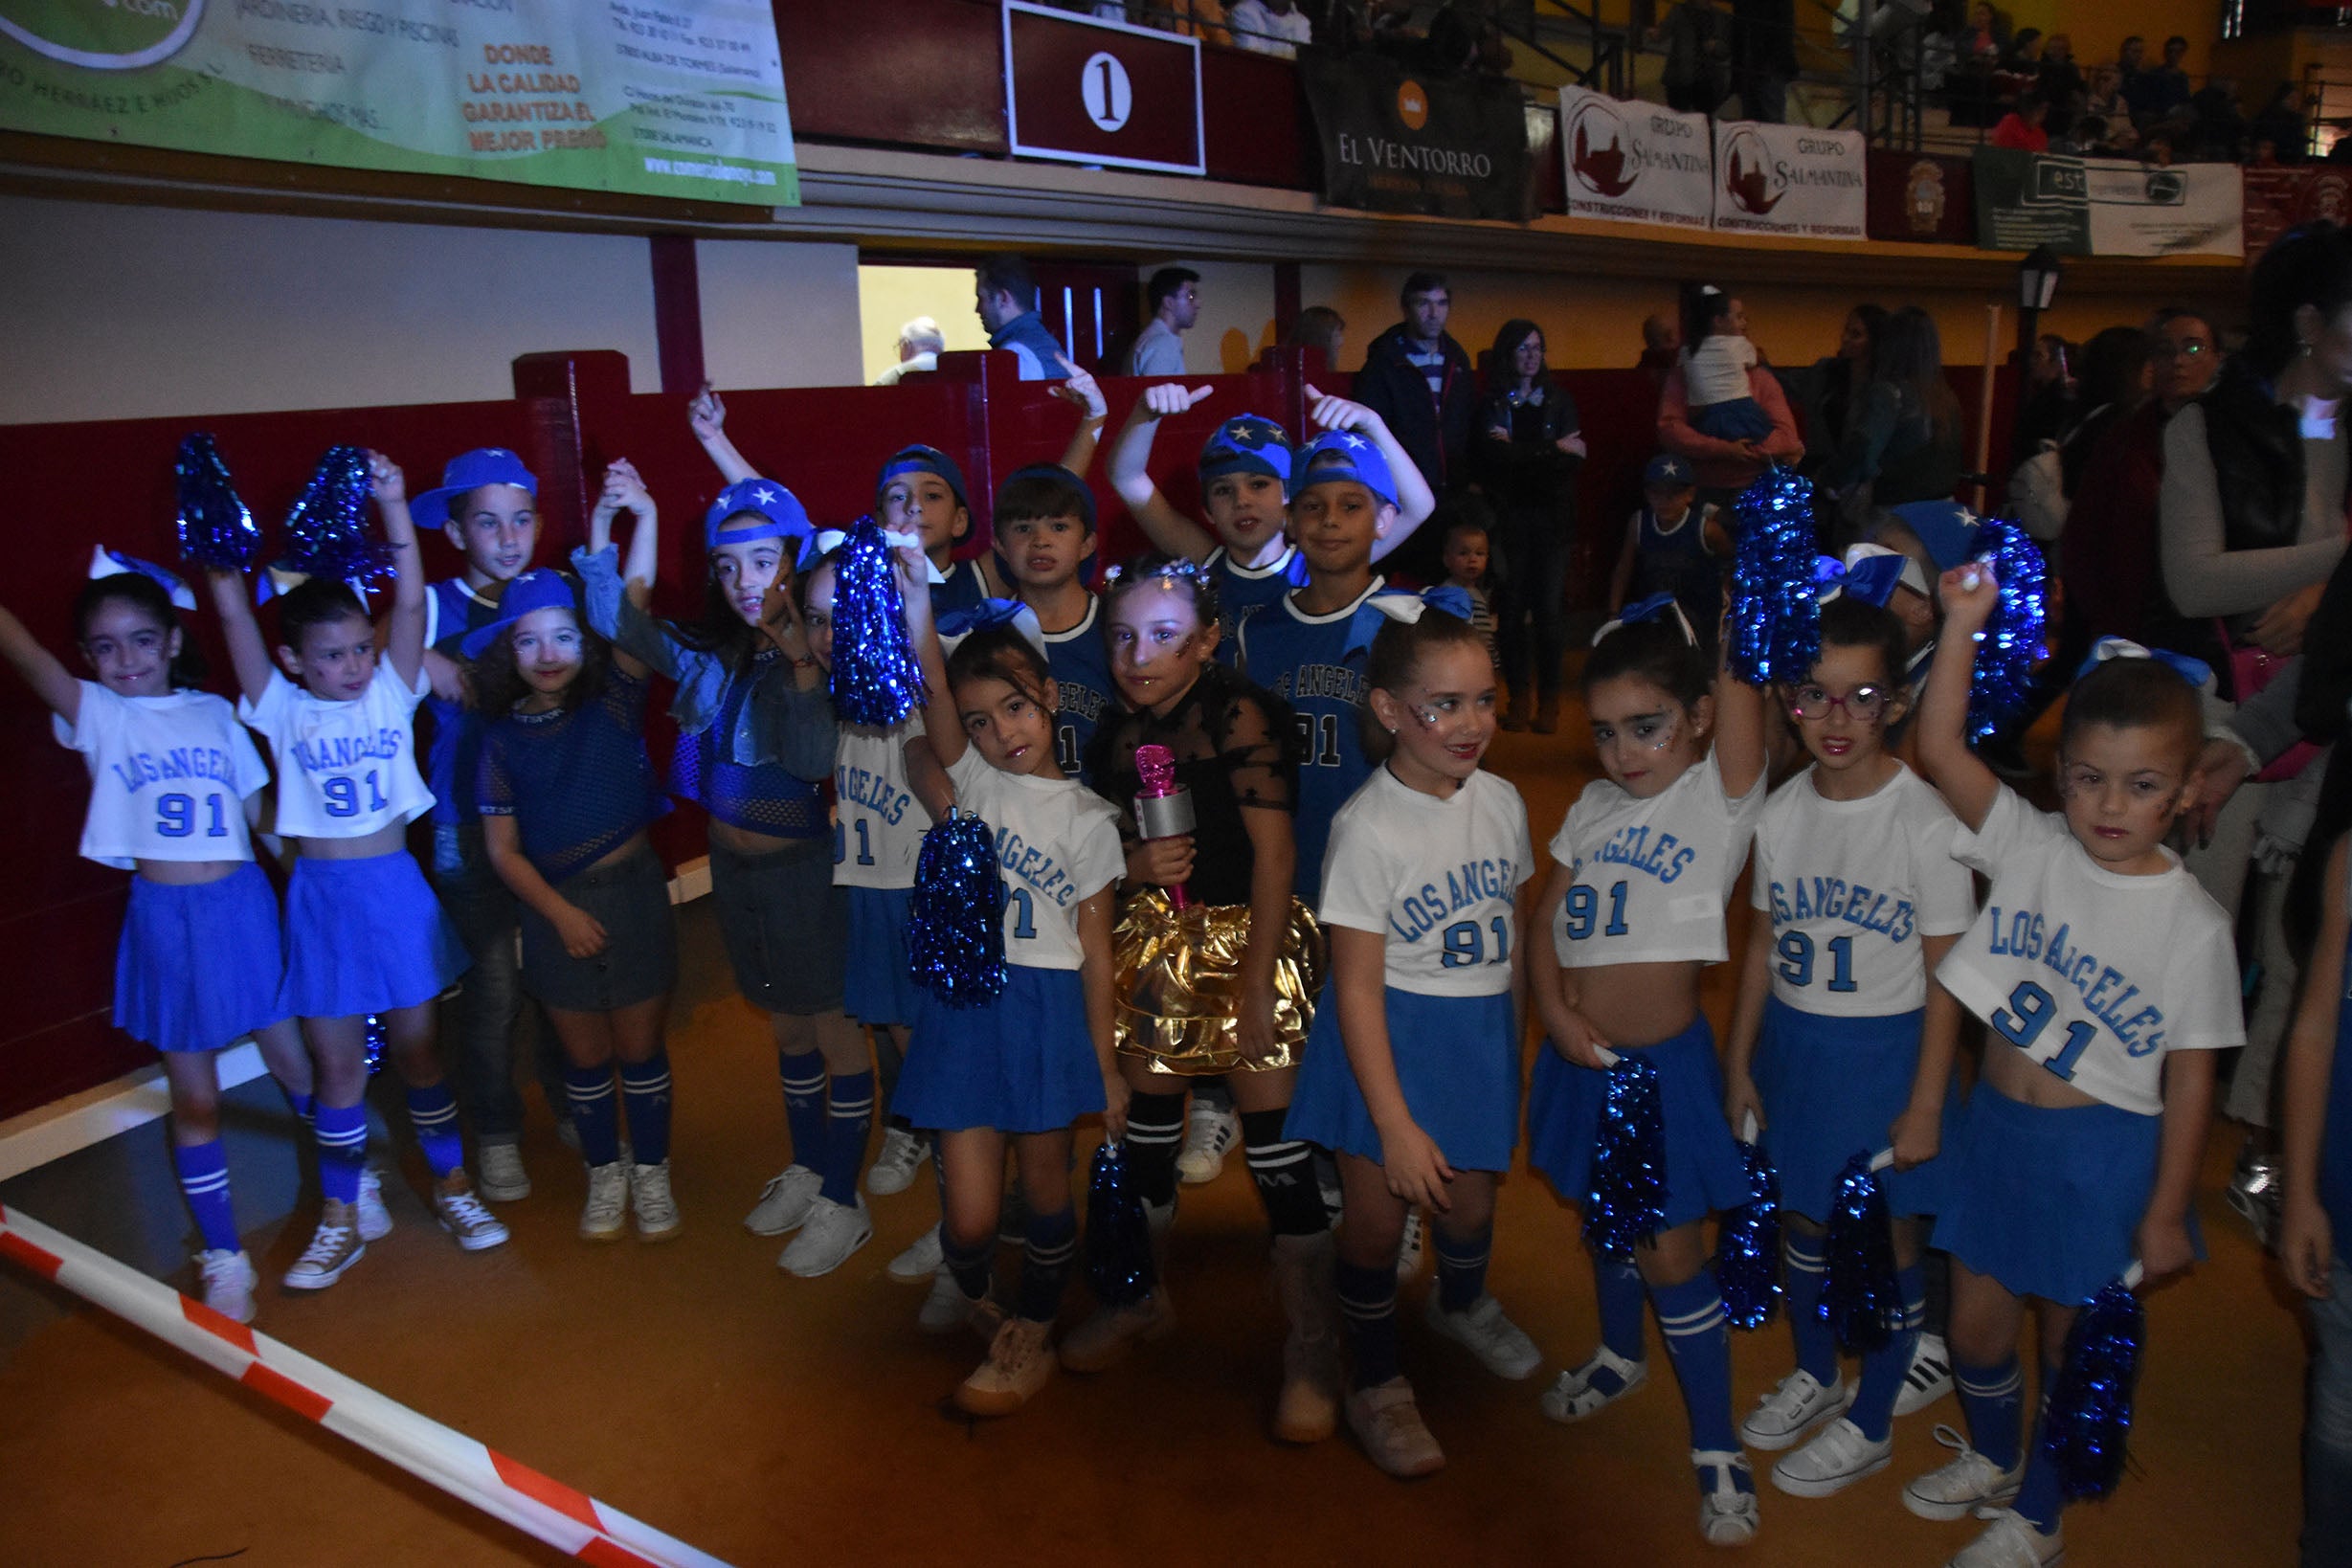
[459,570,582,658]
[876,445,971,516]
[414,448,538,527]
[1643,453,1694,488]
[1292,431,1397,509]
[1889,501,1982,572]
[996,462,1097,531]
[1198,414,1293,487]
[705,479,813,551]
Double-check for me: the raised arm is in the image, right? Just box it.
[1106,383,1218,563]
[588,459,661,604]
[901,546,967,770]
[1049,355,1110,478]
[1308,384,1438,549]
[0,601,82,724]
[370,453,427,688]
[688,382,758,485]
[1916,565,2001,831]
[206,568,277,705]
[1712,653,1768,799]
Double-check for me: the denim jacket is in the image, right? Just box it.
[571,545,834,783]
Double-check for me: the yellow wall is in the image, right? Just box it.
[857,263,993,385]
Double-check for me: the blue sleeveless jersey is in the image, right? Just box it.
[1234,578,1390,898]
[1207,543,1308,656]
[1042,595,1115,787]
[930,557,990,617]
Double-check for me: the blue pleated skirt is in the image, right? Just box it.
[115,862,289,1054]
[893,964,1107,1134]
[279,850,470,1020]
[1754,997,1942,1222]
[1284,986,1519,1173]
[1527,1013,1750,1232]
[842,885,921,1028]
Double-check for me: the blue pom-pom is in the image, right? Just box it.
[2042,1275,2145,1500]
[1821,1152,1904,1352]
[1586,1055,1667,1259]
[364,1014,386,1077]
[278,446,393,591]
[1085,1141,1157,1307]
[173,434,261,571]
[1718,1134,1783,1330]
[829,515,927,727]
[1965,517,2049,746]
[1728,465,1822,686]
[907,809,1006,1007]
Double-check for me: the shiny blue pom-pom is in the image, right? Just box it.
[1821,1152,1903,1352]
[1728,465,1821,686]
[829,514,926,727]
[1965,518,2049,746]
[278,445,393,591]
[1717,1133,1783,1331]
[364,1014,386,1077]
[173,434,261,571]
[1085,1142,1156,1307]
[1586,1054,1667,1260]
[2043,1274,2145,1500]
[907,809,1006,1008]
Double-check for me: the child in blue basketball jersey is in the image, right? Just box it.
[1908,576,2237,1568]
[993,463,1115,785]
[896,566,1129,1418]
[1720,570,1974,1500]
[571,474,874,1277]
[2,564,312,1323]
[212,454,507,1290]
[1286,603,1536,1477]
[1525,595,1769,1546]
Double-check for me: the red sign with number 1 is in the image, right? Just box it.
[1002,2,1204,176]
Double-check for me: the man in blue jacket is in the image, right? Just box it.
[1354,270,1477,581]
[974,254,1072,381]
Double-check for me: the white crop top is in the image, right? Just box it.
[1319,767,1534,997]
[54,683,270,869]
[1550,748,1764,967]
[945,747,1124,972]
[834,716,934,891]
[239,661,435,839]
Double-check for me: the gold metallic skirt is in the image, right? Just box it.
[1112,888,1324,1076]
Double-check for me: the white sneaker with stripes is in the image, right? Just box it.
[1896,1330,1957,1417]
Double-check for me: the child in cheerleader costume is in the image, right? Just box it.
[475,465,680,1243]
[0,554,312,1323]
[1720,549,1975,1499]
[895,580,1129,1417]
[210,455,505,1290]
[570,476,869,1276]
[1909,597,2237,1568]
[1525,594,1769,1546]
[1284,595,1539,1477]
[1056,553,1333,1435]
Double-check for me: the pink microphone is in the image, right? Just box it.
[1133,743,1196,909]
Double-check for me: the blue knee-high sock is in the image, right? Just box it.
[1650,1270,1738,1453]
[1848,1261,1926,1442]
[1017,1205,1078,1323]
[943,1228,994,1303]
[618,1053,672,1167]
[1434,1222,1493,1313]
[281,1087,315,1126]
[778,1052,827,1170]
[1337,1258,1401,1390]
[405,1083,464,1178]
[1784,1231,1841,1384]
[566,1065,620,1167]
[2011,1377,2066,1533]
[1593,1252,1648,1365]
[172,1140,239,1254]
[314,1101,368,1205]
[821,1069,874,1205]
[1955,1355,2027,1470]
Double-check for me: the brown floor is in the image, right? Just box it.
[0,719,2316,1567]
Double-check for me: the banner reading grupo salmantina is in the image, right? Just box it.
[1710,119,1867,239]
[0,0,795,206]
[1557,84,1710,230]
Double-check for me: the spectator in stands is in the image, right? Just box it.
[1940,1,2006,126]
[1730,0,1798,123]
[2191,77,2248,161]
[1227,0,1312,56]
[2251,82,2308,164]
[2129,34,2195,125]
[974,254,1071,382]
[2084,64,2130,138]
[2035,32,2083,135]
[1474,319,1585,733]
[1126,267,1201,376]
[874,317,946,387]
[1991,27,2042,110]
[1989,89,2051,150]
[1656,0,1735,117]
[1656,286,1802,506]
[1355,270,1478,502]
[1287,304,1348,370]
[1819,304,1964,532]
[1781,302,1883,483]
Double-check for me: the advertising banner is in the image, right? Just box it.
[1709,119,1868,239]
[1865,149,1975,244]
[2244,164,2352,266]
[1972,149,2241,257]
[1557,84,1711,230]
[1298,46,1532,222]
[0,0,795,206]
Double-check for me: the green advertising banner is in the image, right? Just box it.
[0,0,795,206]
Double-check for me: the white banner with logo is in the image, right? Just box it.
[1557,85,1712,230]
[1709,120,1868,240]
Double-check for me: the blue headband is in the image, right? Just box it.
[1292,431,1398,508]
[459,570,583,658]
[705,479,813,551]
[2073,637,2213,690]
[1593,592,1697,647]
[88,546,196,611]
[1813,549,1910,609]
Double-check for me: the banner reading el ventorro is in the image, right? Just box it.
[0,0,795,206]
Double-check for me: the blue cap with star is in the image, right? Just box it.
[705,478,814,550]
[1198,414,1293,488]
[1292,430,1397,509]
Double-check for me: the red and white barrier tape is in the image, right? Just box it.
[0,1201,732,1568]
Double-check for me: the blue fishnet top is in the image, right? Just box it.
[479,671,669,883]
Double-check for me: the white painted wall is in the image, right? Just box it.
[695,237,863,391]
[1131,258,1279,376]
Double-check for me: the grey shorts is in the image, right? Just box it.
[708,837,847,1017]
[519,847,679,1013]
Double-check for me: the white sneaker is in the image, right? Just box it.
[195,1248,258,1324]
[1540,1345,1649,1423]
[1740,1368,1852,1451]
[919,1265,974,1333]
[580,1161,630,1242]
[1693,1448,1761,1546]
[1773,1416,1893,1497]
[1424,1291,1541,1380]
[780,1196,873,1277]
[889,1222,945,1284]
[1897,1331,1957,1418]
[1904,1423,2026,1522]
[283,1200,366,1290]
[631,1160,682,1242]
[354,1166,393,1242]
[556,1118,580,1154]
[744,1165,821,1236]
[1395,1208,1425,1281]
[477,1142,530,1202]
[1947,1510,2064,1567]
[865,1128,929,1197]
[1175,1100,1239,1184]
[433,1171,510,1251]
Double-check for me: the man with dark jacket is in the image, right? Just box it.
[1354,272,1478,583]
